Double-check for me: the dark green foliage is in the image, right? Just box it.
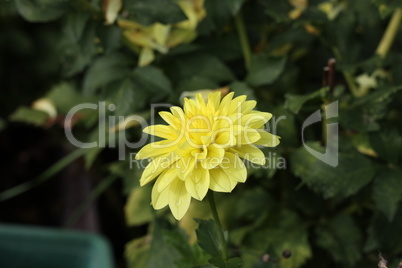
[3,0,402,267]
[15,0,68,22]
[123,0,187,25]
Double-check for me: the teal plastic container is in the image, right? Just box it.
[0,224,114,268]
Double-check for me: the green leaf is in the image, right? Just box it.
[9,107,48,126]
[341,86,402,132]
[351,85,402,108]
[242,210,311,268]
[60,13,98,77]
[197,0,232,35]
[372,168,402,221]
[163,53,235,84]
[197,33,242,61]
[195,219,225,266]
[46,83,87,114]
[369,128,402,163]
[125,185,153,226]
[125,236,150,268]
[226,257,242,268]
[230,81,256,100]
[63,12,89,43]
[316,214,362,266]
[148,218,187,268]
[291,143,377,198]
[224,0,247,15]
[124,0,187,25]
[372,0,402,18]
[97,25,122,54]
[284,87,329,114]
[110,78,137,116]
[15,0,68,22]
[83,53,132,96]
[259,0,293,22]
[177,77,219,94]
[364,210,402,253]
[133,66,172,97]
[246,56,286,87]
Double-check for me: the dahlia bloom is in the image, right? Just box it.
[135,92,280,220]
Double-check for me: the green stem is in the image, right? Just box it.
[235,11,252,71]
[332,47,362,97]
[376,8,402,58]
[0,148,87,202]
[208,192,228,261]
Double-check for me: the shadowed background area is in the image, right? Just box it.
[1,0,402,268]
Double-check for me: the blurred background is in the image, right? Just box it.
[1,0,402,267]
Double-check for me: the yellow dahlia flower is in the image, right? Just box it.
[135,92,280,220]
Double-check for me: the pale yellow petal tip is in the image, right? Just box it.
[274,135,282,145]
[170,206,187,221]
[139,178,147,187]
[267,136,281,147]
[265,112,273,121]
[142,126,151,134]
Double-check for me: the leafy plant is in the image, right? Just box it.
[1,0,402,267]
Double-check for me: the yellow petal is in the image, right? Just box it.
[207,91,221,111]
[159,111,181,129]
[176,0,198,30]
[201,144,225,169]
[152,178,169,209]
[183,97,199,117]
[135,140,175,159]
[236,127,261,145]
[185,165,210,200]
[152,23,171,45]
[218,92,234,115]
[166,28,197,47]
[221,152,247,183]
[157,167,178,192]
[231,145,266,165]
[32,98,57,118]
[103,0,122,25]
[177,156,196,180]
[117,19,144,30]
[228,95,247,115]
[241,100,257,114]
[143,124,177,140]
[214,131,236,148]
[255,131,281,147]
[209,167,235,192]
[170,106,185,120]
[139,153,178,186]
[124,30,153,48]
[169,179,191,220]
[240,112,270,129]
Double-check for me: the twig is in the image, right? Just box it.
[235,11,252,71]
[376,8,402,58]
